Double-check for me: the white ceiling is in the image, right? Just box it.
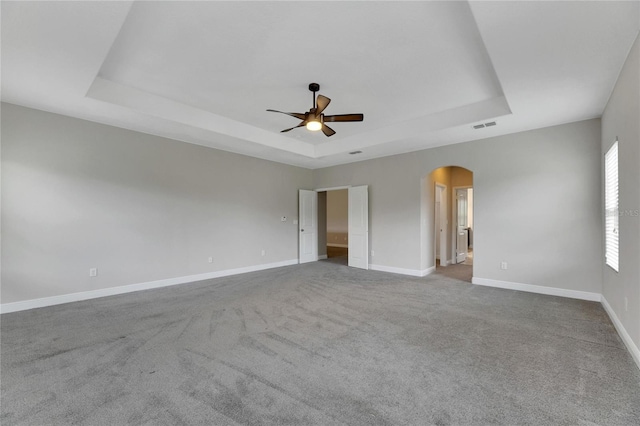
[2,1,639,169]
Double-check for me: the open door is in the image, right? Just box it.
[348,185,368,269]
[455,188,468,264]
[299,189,318,263]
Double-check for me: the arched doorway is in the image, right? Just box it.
[424,166,474,282]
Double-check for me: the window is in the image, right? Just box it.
[605,141,619,272]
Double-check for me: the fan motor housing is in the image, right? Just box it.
[308,83,320,92]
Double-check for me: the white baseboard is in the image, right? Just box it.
[327,243,348,248]
[318,254,328,260]
[471,277,601,302]
[0,259,298,314]
[370,264,435,277]
[421,266,436,276]
[601,296,640,371]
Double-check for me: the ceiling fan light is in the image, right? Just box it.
[306,120,322,131]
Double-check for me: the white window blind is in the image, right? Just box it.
[605,141,619,272]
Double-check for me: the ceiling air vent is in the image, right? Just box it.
[473,121,497,129]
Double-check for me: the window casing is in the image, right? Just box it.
[605,141,619,272]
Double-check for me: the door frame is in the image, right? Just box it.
[301,185,370,269]
[298,189,318,264]
[435,183,448,267]
[452,185,473,264]
[348,185,369,270]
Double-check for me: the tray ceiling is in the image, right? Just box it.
[2,1,638,168]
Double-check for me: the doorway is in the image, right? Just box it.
[427,166,473,282]
[324,189,349,265]
[298,186,369,270]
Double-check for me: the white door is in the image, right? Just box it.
[456,188,468,264]
[299,189,318,263]
[348,185,368,269]
[436,184,447,267]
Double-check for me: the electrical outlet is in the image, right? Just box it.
[89,268,98,277]
[500,262,508,270]
[293,219,298,225]
[261,249,265,256]
[208,257,213,263]
[371,250,375,256]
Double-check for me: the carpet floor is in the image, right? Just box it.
[435,263,473,283]
[2,262,639,425]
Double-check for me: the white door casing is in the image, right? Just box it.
[455,188,468,264]
[348,185,369,270]
[435,183,447,267]
[435,199,441,258]
[299,189,318,264]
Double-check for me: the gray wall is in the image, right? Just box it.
[314,119,603,293]
[1,104,312,304]
[602,34,640,350]
[0,103,609,305]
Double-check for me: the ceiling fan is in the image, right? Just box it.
[267,83,364,137]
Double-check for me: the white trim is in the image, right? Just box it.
[327,243,348,248]
[314,185,350,192]
[0,259,298,314]
[434,182,447,269]
[421,266,436,277]
[318,254,328,260]
[601,296,640,371]
[452,185,473,264]
[471,277,601,301]
[370,264,435,277]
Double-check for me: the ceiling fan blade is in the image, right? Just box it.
[323,113,364,122]
[267,109,307,121]
[281,122,306,133]
[321,124,336,137]
[316,95,331,115]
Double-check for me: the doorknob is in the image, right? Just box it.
[301,229,304,232]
